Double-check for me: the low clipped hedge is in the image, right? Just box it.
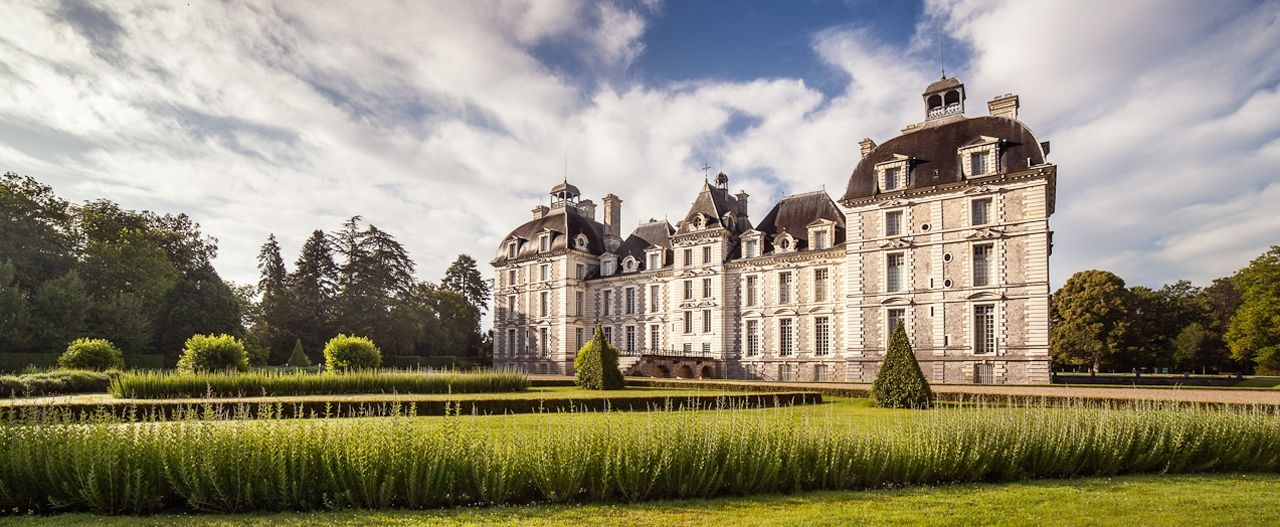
[323,335,381,372]
[109,370,530,399]
[58,338,125,371]
[0,370,114,397]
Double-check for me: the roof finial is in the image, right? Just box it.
[939,29,946,79]
[702,163,711,182]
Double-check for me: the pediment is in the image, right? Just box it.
[964,227,1004,239]
[876,238,913,249]
[878,198,910,208]
[967,291,1004,301]
[880,296,912,305]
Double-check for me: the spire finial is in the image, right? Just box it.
[702,163,711,182]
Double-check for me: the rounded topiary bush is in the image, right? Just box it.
[176,334,250,372]
[57,338,125,371]
[574,324,624,390]
[871,323,933,409]
[323,334,381,372]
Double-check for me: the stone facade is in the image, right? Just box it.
[491,77,1056,384]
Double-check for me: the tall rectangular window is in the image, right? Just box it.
[683,311,692,334]
[973,244,993,286]
[702,278,712,298]
[648,253,660,270]
[603,290,613,316]
[702,246,712,263]
[887,308,905,344]
[575,291,583,317]
[975,305,995,354]
[702,309,712,333]
[779,272,792,303]
[575,327,584,351]
[539,236,549,252]
[539,291,549,317]
[683,248,693,266]
[576,263,585,279]
[885,210,903,237]
[814,268,828,302]
[883,167,901,191]
[971,198,992,226]
[507,295,516,319]
[649,324,660,353]
[815,316,830,356]
[508,243,517,259]
[507,329,516,356]
[745,240,759,258]
[702,342,711,355]
[625,326,635,354]
[814,230,829,250]
[814,364,829,382]
[746,320,759,356]
[625,287,636,315]
[539,327,549,357]
[683,280,693,300]
[508,269,516,285]
[649,284,660,311]
[746,275,758,306]
[970,151,988,176]
[540,264,549,281]
[603,326,613,344]
[886,253,905,292]
[779,319,793,356]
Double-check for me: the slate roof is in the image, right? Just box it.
[680,181,752,235]
[615,220,675,267]
[841,115,1046,202]
[754,191,846,251]
[492,208,605,264]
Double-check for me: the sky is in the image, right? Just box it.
[3,0,1279,305]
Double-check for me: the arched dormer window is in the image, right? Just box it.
[574,234,589,251]
[622,256,638,273]
[774,233,795,253]
[694,214,706,230]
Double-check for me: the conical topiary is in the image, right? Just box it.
[871,323,933,408]
[574,324,625,390]
[286,338,312,367]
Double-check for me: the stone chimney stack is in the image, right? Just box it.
[578,199,596,220]
[735,190,750,217]
[858,138,877,158]
[988,93,1019,121]
[532,205,549,219]
[602,194,622,238]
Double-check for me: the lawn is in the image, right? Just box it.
[2,473,1275,526]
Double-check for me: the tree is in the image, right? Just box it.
[1051,270,1134,373]
[153,264,244,364]
[574,324,624,390]
[1173,323,1223,374]
[256,234,293,359]
[286,339,311,367]
[1226,246,1280,374]
[871,323,932,409]
[1128,280,1207,370]
[442,254,491,313]
[0,172,75,290]
[28,271,91,354]
[0,261,31,352]
[286,229,338,357]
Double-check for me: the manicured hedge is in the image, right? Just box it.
[58,339,124,371]
[0,353,58,373]
[0,370,114,397]
[871,324,933,409]
[109,371,530,399]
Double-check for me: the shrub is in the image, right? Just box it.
[57,338,125,371]
[0,370,114,397]
[574,324,624,390]
[109,370,528,398]
[176,334,249,373]
[871,323,933,409]
[286,339,311,367]
[323,334,381,372]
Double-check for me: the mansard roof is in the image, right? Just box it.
[754,190,845,250]
[679,181,752,235]
[615,220,675,265]
[842,115,1046,202]
[492,208,605,264]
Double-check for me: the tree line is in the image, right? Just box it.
[0,172,491,368]
[1051,245,1280,375]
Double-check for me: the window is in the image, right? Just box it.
[540,264,549,281]
[973,244,993,286]
[683,343,692,354]
[702,246,711,263]
[778,272,792,303]
[575,291,583,317]
[648,252,660,270]
[507,242,517,259]
[575,327,584,351]
[777,236,792,251]
[745,239,759,258]
[574,234,588,250]
[683,311,692,334]
[625,326,635,354]
[683,248,693,266]
[886,253,905,293]
[507,269,516,285]
[746,320,760,356]
[605,260,617,276]
[974,305,995,354]
[778,363,793,381]
[603,326,613,344]
[814,268,829,302]
[815,316,830,355]
[883,167,902,191]
[702,309,712,333]
[970,151,988,176]
[887,308,905,343]
[779,319,793,355]
[539,291,549,317]
[814,364,829,382]
[539,235,550,252]
[683,280,693,300]
[623,258,636,272]
[814,230,829,250]
[702,278,712,298]
[702,342,711,355]
[506,328,516,356]
[625,287,636,314]
[745,275,758,307]
[974,363,994,384]
[971,198,992,226]
[649,324,660,353]
[506,295,516,319]
[885,210,903,237]
[649,284,660,311]
[575,264,585,279]
[603,290,613,316]
[539,327,549,357]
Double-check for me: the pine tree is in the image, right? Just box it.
[574,324,624,390]
[255,234,292,359]
[286,338,311,367]
[442,254,491,313]
[287,229,338,356]
[871,323,932,409]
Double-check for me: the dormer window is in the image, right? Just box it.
[969,151,988,176]
[507,240,518,259]
[646,250,662,270]
[744,239,759,258]
[602,258,616,276]
[694,215,706,230]
[775,234,794,253]
[538,233,551,252]
[814,229,830,250]
[574,234,589,250]
[622,257,638,273]
[884,167,902,191]
[875,156,910,193]
[960,137,999,178]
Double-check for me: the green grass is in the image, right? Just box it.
[1,397,1276,514]
[2,473,1275,526]
[109,370,529,398]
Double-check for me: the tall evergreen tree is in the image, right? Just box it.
[442,254,491,313]
[255,234,292,358]
[287,229,338,359]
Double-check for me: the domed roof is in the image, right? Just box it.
[924,76,963,94]
[550,180,581,198]
[492,208,604,264]
[841,115,1046,202]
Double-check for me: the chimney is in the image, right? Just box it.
[602,194,622,238]
[532,205,549,219]
[988,93,1019,120]
[577,199,596,220]
[735,190,750,217]
[858,138,877,158]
